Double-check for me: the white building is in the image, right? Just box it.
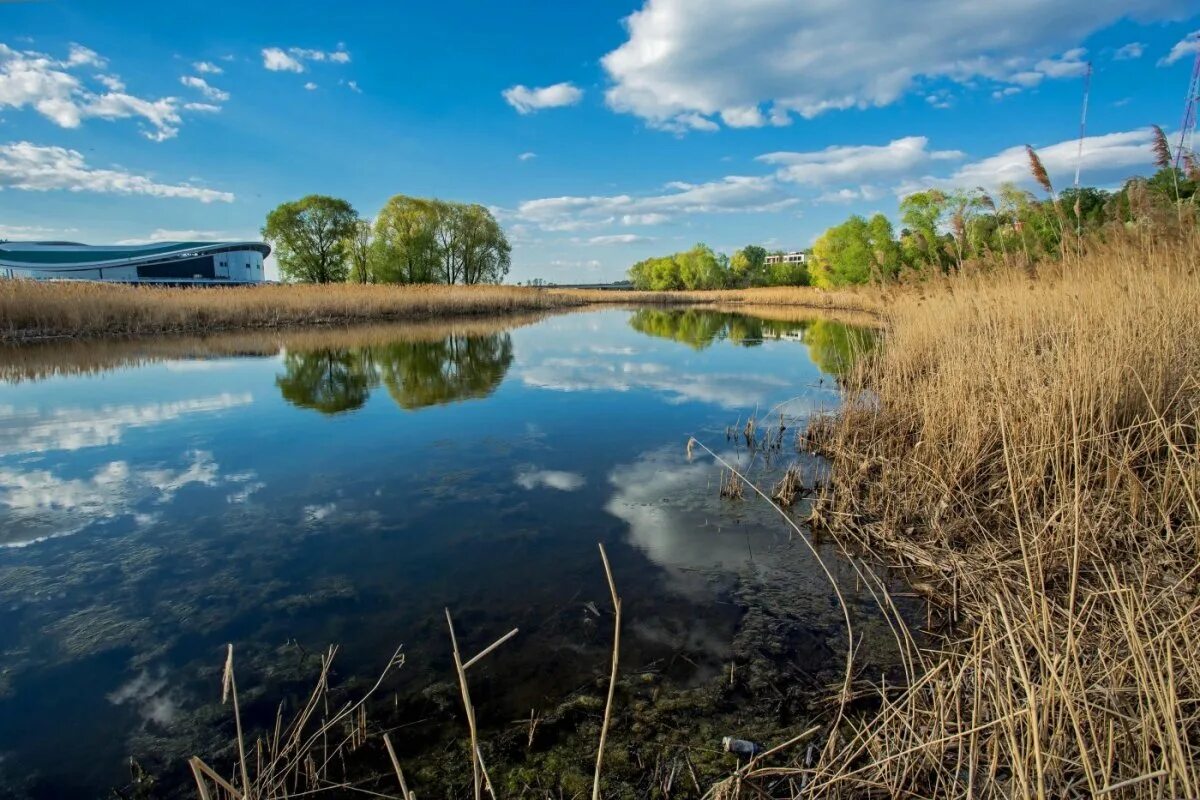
[764,251,808,266]
[0,241,271,284]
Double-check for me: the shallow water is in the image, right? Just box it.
[0,307,883,798]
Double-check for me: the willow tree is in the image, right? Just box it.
[373,195,440,284]
[263,195,359,283]
[372,195,510,285]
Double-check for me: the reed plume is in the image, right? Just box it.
[1151,124,1173,169]
[1025,145,1054,197]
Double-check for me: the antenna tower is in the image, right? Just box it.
[1175,50,1200,169]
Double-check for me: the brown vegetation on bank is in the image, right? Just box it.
[782,226,1200,798]
[0,279,883,343]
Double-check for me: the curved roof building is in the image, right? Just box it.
[0,241,271,284]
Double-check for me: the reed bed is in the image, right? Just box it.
[0,281,586,342]
[0,280,883,343]
[782,227,1200,798]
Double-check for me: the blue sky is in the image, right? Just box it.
[1,1,1198,282]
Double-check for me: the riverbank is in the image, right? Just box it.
[0,279,882,343]
[791,227,1200,797]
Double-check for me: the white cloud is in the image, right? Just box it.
[345,80,362,94]
[906,128,1157,194]
[193,61,223,75]
[116,229,231,244]
[1160,30,1200,66]
[95,74,125,91]
[0,223,77,239]
[518,151,537,161]
[502,82,583,114]
[621,213,668,226]
[587,233,651,245]
[1114,42,1145,60]
[759,136,963,185]
[261,47,304,72]
[304,81,318,91]
[0,142,235,203]
[262,46,352,73]
[601,0,1188,130]
[180,75,229,103]
[515,174,794,231]
[183,102,220,113]
[0,43,185,140]
[514,467,585,492]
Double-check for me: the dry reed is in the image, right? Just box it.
[780,227,1200,798]
[0,280,884,343]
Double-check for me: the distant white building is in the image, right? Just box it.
[764,251,808,266]
[0,241,271,284]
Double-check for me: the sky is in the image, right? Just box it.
[1,1,1198,283]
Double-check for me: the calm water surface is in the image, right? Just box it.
[0,308,881,798]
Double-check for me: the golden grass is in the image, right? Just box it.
[0,281,586,342]
[781,228,1200,798]
[0,279,885,343]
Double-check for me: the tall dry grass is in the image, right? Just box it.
[0,281,586,342]
[783,228,1200,798]
[0,280,884,342]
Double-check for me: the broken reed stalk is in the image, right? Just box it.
[382,733,415,800]
[593,543,622,800]
[445,608,518,800]
[221,644,251,798]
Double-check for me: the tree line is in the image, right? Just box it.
[263,194,511,285]
[809,128,1198,287]
[628,127,1199,291]
[627,243,810,290]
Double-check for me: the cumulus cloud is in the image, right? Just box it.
[515,175,794,231]
[0,142,235,203]
[601,0,1188,130]
[518,151,537,161]
[759,136,963,185]
[502,82,583,113]
[587,233,651,245]
[180,75,229,103]
[903,128,1157,195]
[1160,30,1200,66]
[304,81,318,91]
[262,45,351,73]
[193,61,223,74]
[1114,42,1145,60]
[261,47,303,72]
[0,43,192,141]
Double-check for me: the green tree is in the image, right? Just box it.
[345,219,376,284]
[457,204,512,285]
[811,216,875,287]
[263,195,359,284]
[373,195,440,284]
[899,190,949,272]
[372,196,510,285]
[729,245,767,286]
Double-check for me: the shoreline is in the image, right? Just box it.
[0,281,884,345]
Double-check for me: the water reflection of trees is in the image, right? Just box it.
[275,333,513,414]
[627,308,875,376]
